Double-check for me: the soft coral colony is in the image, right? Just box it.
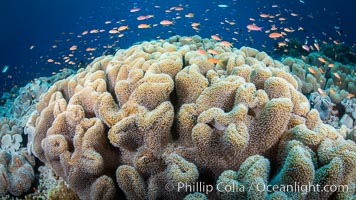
[4,35,356,199]
[0,70,75,197]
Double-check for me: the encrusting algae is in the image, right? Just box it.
[21,35,356,199]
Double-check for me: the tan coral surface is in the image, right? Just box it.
[28,35,356,200]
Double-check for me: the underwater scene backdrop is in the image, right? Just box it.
[0,0,355,199]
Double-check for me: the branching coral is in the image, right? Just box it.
[29,35,356,199]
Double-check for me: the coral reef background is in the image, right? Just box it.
[0,69,75,198]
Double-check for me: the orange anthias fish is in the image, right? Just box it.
[118,26,129,31]
[90,29,99,34]
[283,28,294,32]
[138,24,151,28]
[220,41,232,46]
[247,24,263,31]
[278,42,286,47]
[207,57,220,64]
[211,35,222,41]
[208,49,218,55]
[334,73,341,79]
[308,67,316,74]
[69,45,77,51]
[314,43,320,52]
[197,49,207,55]
[318,67,325,74]
[318,88,327,97]
[318,57,326,63]
[160,20,174,25]
[86,47,96,51]
[137,16,147,20]
[268,32,283,39]
[130,8,141,12]
[185,13,194,18]
[260,13,270,18]
[109,29,119,34]
[137,15,154,20]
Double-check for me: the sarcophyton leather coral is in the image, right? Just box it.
[0,148,35,196]
[28,35,356,199]
[283,53,356,104]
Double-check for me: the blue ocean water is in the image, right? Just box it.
[0,0,354,98]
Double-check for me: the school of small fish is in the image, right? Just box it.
[20,0,349,77]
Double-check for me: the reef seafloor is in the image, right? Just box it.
[0,35,355,200]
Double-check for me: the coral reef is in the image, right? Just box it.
[0,68,75,119]
[309,92,335,120]
[183,192,208,200]
[218,137,356,199]
[275,38,356,65]
[0,118,22,138]
[283,52,355,100]
[0,148,35,197]
[0,118,23,152]
[0,69,75,198]
[341,98,356,128]
[217,155,271,200]
[1,133,22,153]
[282,51,356,129]
[47,180,80,200]
[21,165,79,200]
[28,35,356,199]
[342,98,356,119]
[321,43,356,64]
[0,117,24,153]
[273,38,309,58]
